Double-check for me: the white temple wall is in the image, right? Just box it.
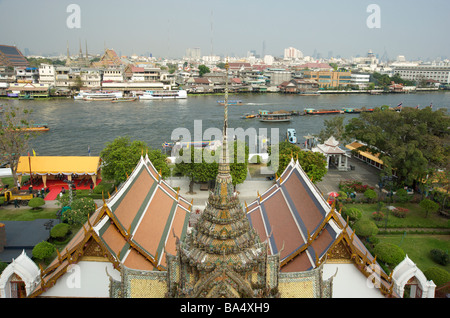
[323,263,384,298]
[40,261,120,298]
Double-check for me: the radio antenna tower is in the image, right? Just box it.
[210,10,214,57]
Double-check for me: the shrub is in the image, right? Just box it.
[337,191,348,201]
[61,197,96,225]
[372,211,385,221]
[373,242,406,267]
[419,199,439,218]
[353,220,379,238]
[0,262,7,275]
[424,267,450,287]
[28,197,45,210]
[32,241,55,260]
[394,188,410,203]
[342,207,362,222]
[364,189,378,203]
[50,223,71,240]
[93,181,115,195]
[392,207,409,218]
[430,249,449,266]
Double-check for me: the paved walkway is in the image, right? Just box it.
[316,157,381,195]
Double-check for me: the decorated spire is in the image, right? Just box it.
[218,60,230,176]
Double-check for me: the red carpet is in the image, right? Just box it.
[21,178,101,201]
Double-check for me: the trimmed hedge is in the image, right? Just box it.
[373,242,406,267]
[353,220,379,238]
[342,207,362,222]
[32,241,55,260]
[424,267,450,287]
[28,197,45,209]
[50,223,71,239]
[430,249,449,266]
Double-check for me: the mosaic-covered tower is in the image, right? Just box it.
[166,62,280,298]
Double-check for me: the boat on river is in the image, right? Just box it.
[139,90,187,100]
[259,110,292,122]
[342,107,374,113]
[112,97,138,103]
[241,113,257,119]
[18,94,34,100]
[74,91,123,101]
[217,99,243,105]
[10,124,49,132]
[304,108,343,115]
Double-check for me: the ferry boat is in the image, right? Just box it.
[74,91,123,101]
[298,91,320,96]
[258,110,292,122]
[304,108,343,115]
[217,100,243,105]
[139,90,187,100]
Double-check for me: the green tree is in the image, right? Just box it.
[268,141,327,183]
[316,116,348,144]
[419,198,439,218]
[364,188,378,203]
[100,136,169,184]
[0,104,36,187]
[198,65,210,77]
[394,188,410,203]
[345,107,450,186]
[175,141,249,192]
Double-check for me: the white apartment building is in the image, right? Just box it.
[103,67,124,82]
[185,47,201,60]
[351,73,371,88]
[393,65,450,84]
[39,64,55,86]
[284,47,303,59]
[80,69,102,88]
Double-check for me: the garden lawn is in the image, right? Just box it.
[346,203,450,229]
[377,234,450,273]
[0,208,59,221]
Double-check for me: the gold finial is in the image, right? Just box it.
[56,249,62,262]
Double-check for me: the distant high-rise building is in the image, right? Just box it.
[284,47,303,59]
[185,47,201,60]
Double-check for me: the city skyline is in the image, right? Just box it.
[0,0,449,60]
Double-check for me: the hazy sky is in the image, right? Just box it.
[1,0,449,60]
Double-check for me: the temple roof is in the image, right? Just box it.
[314,136,346,155]
[246,158,398,296]
[246,158,338,271]
[29,155,191,297]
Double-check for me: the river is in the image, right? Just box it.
[4,91,450,157]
